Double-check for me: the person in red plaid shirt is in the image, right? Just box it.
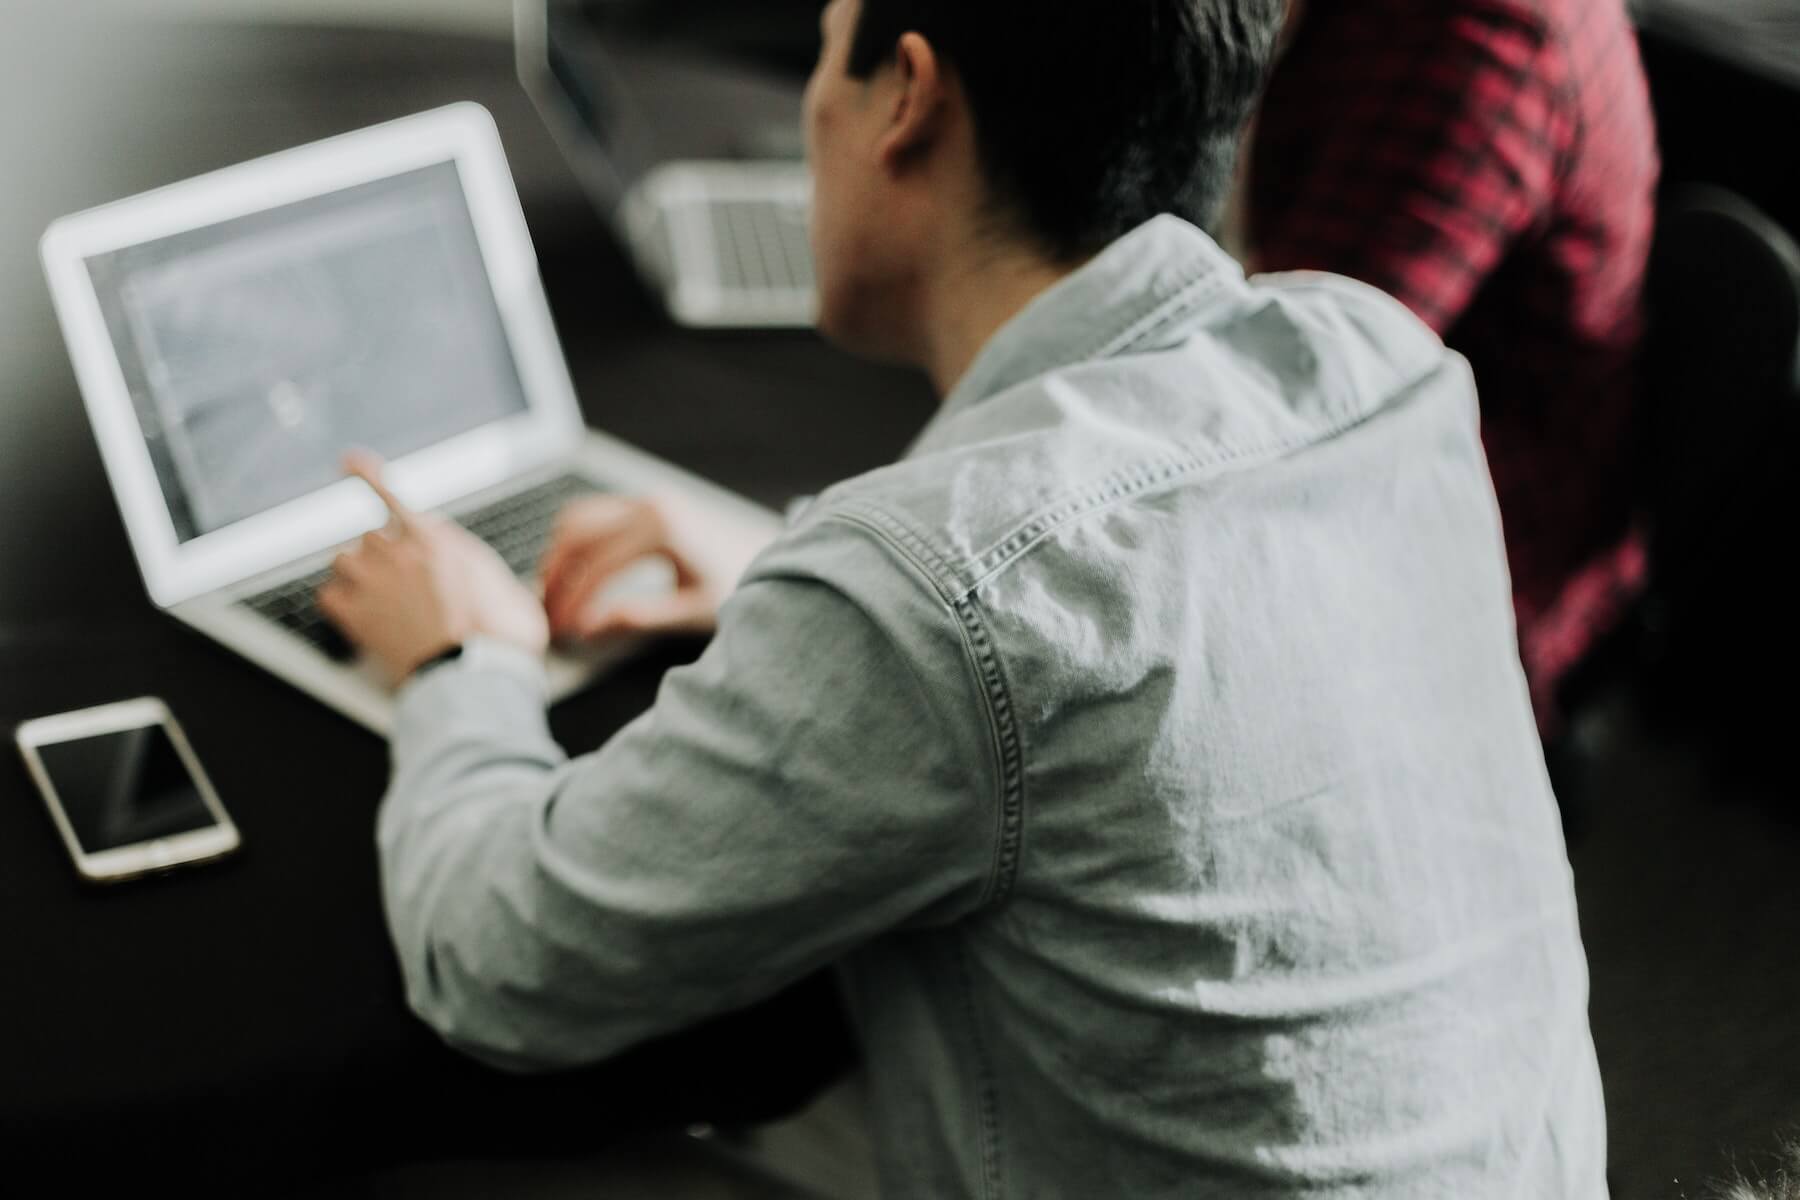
[1247,0,1660,734]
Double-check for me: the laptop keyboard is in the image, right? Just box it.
[469,474,596,577]
[241,567,355,661]
[239,473,595,661]
[710,197,813,294]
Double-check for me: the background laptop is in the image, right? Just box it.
[516,0,817,329]
[40,102,777,734]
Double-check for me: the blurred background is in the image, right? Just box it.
[3,2,1800,1198]
[100,0,513,33]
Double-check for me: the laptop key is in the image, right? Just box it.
[241,566,356,660]
[286,611,355,662]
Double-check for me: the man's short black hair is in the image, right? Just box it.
[847,0,1284,261]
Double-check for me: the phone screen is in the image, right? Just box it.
[34,724,218,853]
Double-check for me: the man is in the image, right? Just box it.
[321,0,1607,1194]
[1245,0,1661,731]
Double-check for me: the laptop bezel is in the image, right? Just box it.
[39,102,584,609]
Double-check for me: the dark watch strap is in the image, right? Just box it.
[409,643,464,681]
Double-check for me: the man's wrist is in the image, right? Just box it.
[389,635,555,762]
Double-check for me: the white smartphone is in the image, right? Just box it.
[15,697,240,884]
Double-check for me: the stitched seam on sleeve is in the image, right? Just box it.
[833,500,972,597]
[824,511,1023,912]
[949,593,1025,909]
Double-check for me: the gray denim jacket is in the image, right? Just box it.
[381,216,1606,1198]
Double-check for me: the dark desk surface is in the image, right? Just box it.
[0,12,926,1184]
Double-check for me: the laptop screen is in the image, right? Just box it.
[81,161,529,543]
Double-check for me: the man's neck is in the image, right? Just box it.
[918,238,1083,398]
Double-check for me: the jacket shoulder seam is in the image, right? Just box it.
[818,509,1027,912]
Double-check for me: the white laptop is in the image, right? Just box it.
[40,102,778,735]
[516,0,816,329]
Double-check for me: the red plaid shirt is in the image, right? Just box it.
[1249,0,1660,730]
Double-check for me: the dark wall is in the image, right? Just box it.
[1639,26,1800,236]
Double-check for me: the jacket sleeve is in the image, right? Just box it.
[377,518,1001,1071]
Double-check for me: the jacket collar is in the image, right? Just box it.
[932,215,1246,427]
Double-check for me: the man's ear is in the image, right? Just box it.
[877,31,949,173]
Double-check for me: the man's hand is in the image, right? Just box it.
[319,453,549,684]
[539,493,754,642]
